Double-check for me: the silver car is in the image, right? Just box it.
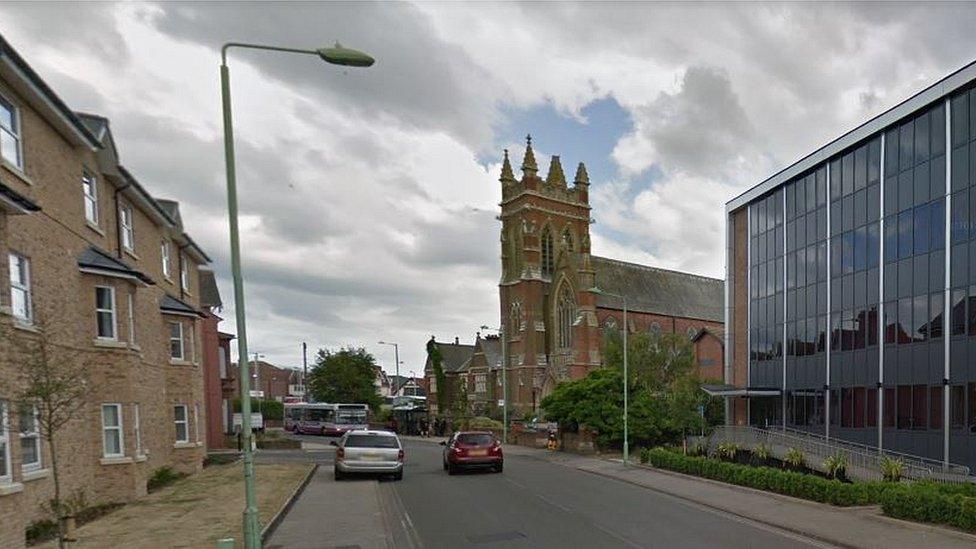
[332,430,404,481]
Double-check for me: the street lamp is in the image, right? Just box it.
[480,324,508,443]
[378,341,399,395]
[220,40,374,549]
[589,287,629,465]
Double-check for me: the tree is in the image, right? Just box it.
[541,331,710,449]
[13,326,91,548]
[308,347,381,410]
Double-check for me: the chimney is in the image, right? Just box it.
[455,336,459,345]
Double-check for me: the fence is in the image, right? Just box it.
[704,425,972,483]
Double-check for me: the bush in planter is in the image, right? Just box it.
[880,455,904,483]
[714,442,741,462]
[752,443,772,466]
[688,442,708,457]
[823,453,848,481]
[784,447,805,470]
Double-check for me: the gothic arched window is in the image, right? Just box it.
[508,225,522,280]
[557,283,576,349]
[541,227,554,277]
[510,299,524,334]
[561,228,574,251]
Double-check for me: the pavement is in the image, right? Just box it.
[262,433,976,549]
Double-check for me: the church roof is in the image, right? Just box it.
[591,256,724,322]
[481,337,503,368]
[431,341,476,373]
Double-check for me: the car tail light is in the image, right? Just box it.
[489,442,502,456]
[451,446,465,456]
[398,449,404,462]
[336,447,344,460]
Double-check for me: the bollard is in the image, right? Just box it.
[216,538,235,549]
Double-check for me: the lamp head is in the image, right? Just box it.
[318,42,375,67]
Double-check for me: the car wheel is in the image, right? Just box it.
[443,459,448,471]
[447,463,457,476]
[394,471,403,481]
[334,467,344,481]
[495,462,503,473]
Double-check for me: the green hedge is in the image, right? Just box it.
[880,483,976,532]
[641,447,886,506]
[232,398,283,421]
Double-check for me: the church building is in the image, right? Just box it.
[495,136,725,414]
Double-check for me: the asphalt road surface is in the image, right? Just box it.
[309,436,825,549]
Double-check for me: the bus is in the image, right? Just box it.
[291,403,370,436]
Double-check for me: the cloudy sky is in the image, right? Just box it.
[3,2,976,372]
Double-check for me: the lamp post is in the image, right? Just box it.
[378,341,400,395]
[220,40,374,549]
[481,324,508,443]
[589,287,628,465]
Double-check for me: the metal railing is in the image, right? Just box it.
[705,425,973,483]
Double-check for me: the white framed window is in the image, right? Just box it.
[95,286,117,339]
[9,252,32,323]
[174,405,188,443]
[180,254,189,292]
[0,95,22,169]
[127,293,136,344]
[193,403,200,443]
[169,322,184,360]
[429,376,437,394]
[133,403,143,456]
[475,374,487,394]
[101,404,124,458]
[0,401,10,482]
[18,404,40,471]
[161,240,171,279]
[120,203,135,251]
[82,173,98,225]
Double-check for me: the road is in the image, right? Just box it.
[269,434,825,549]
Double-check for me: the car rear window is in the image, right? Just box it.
[345,434,399,448]
[457,433,493,445]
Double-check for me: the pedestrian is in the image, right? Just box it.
[420,418,429,437]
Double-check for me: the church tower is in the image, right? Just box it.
[498,136,600,413]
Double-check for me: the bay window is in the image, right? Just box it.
[95,286,116,339]
[19,404,40,471]
[174,405,188,443]
[0,96,21,169]
[9,252,31,323]
[169,322,184,360]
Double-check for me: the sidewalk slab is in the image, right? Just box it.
[265,467,389,549]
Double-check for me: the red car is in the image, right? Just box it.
[441,431,503,474]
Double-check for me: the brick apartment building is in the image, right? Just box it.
[0,35,214,547]
[229,360,300,403]
[425,138,724,417]
[723,58,976,469]
[199,269,235,449]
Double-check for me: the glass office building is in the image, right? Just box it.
[725,60,976,468]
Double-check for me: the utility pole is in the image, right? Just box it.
[302,342,308,402]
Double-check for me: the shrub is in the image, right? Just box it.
[880,483,976,533]
[753,443,771,461]
[147,466,186,493]
[25,519,58,546]
[465,416,504,431]
[232,398,284,421]
[714,442,741,462]
[784,447,805,469]
[823,453,848,481]
[643,448,885,507]
[880,456,904,483]
[688,442,708,457]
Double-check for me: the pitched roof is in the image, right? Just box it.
[160,294,202,317]
[157,199,183,231]
[592,256,723,322]
[77,246,153,284]
[198,269,221,309]
[481,337,502,368]
[434,341,476,373]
